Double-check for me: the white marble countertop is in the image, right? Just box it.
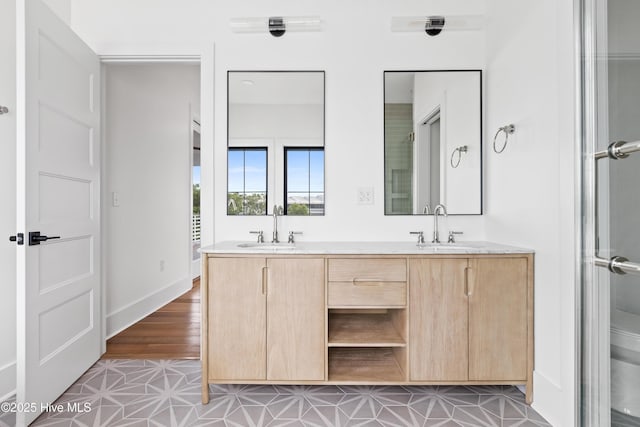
[200,241,533,255]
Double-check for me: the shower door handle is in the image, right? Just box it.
[595,256,640,276]
[593,140,640,276]
[594,140,640,160]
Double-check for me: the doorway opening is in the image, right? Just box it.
[192,120,201,279]
[415,108,441,213]
[101,60,201,359]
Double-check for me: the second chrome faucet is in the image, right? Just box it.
[272,205,283,243]
[432,204,448,243]
[409,203,448,245]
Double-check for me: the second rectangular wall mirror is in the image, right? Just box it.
[227,71,325,216]
[384,70,482,215]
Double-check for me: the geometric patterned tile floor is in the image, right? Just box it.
[0,360,552,427]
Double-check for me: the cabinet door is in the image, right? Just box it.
[266,258,325,381]
[208,257,266,380]
[468,257,528,381]
[409,258,469,381]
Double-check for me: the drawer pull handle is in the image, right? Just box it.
[352,278,382,286]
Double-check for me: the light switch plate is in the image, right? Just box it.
[357,187,374,205]
[112,192,120,207]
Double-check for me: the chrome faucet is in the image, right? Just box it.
[432,204,448,243]
[272,205,283,243]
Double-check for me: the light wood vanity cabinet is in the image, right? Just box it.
[203,257,324,400]
[467,257,529,381]
[408,255,533,402]
[266,258,325,381]
[207,257,266,381]
[409,258,469,381]
[327,258,407,307]
[327,258,408,382]
[202,252,533,404]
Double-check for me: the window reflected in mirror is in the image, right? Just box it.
[285,148,325,215]
[384,70,482,215]
[227,148,267,215]
[227,71,325,216]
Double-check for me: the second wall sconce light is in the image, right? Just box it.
[230,16,322,37]
[391,15,483,36]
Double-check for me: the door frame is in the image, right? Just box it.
[99,54,205,348]
[577,0,613,425]
[191,115,201,280]
[414,100,446,214]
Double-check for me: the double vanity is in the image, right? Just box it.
[200,241,534,404]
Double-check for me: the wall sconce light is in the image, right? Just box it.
[391,15,483,36]
[230,16,322,37]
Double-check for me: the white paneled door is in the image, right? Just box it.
[16,1,101,425]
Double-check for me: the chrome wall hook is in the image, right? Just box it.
[493,124,515,153]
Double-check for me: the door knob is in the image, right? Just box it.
[0,106,8,115]
[28,231,60,246]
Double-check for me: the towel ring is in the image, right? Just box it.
[493,124,516,153]
[450,145,468,168]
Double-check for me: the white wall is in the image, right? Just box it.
[41,0,70,24]
[103,63,200,336]
[69,1,578,424]
[0,0,16,403]
[70,0,487,245]
[484,1,576,426]
[211,3,487,242]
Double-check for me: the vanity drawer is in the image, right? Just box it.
[328,280,407,307]
[327,259,407,307]
[327,259,406,282]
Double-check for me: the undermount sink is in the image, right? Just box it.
[237,242,296,250]
[417,243,476,251]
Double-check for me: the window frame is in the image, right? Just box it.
[227,146,269,215]
[283,146,325,216]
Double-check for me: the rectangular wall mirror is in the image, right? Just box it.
[384,70,482,215]
[227,71,325,216]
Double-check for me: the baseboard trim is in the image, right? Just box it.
[0,360,16,403]
[106,276,192,339]
[531,370,564,427]
[192,257,201,280]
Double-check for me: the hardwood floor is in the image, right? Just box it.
[102,279,200,359]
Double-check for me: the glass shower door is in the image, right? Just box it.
[581,0,640,425]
